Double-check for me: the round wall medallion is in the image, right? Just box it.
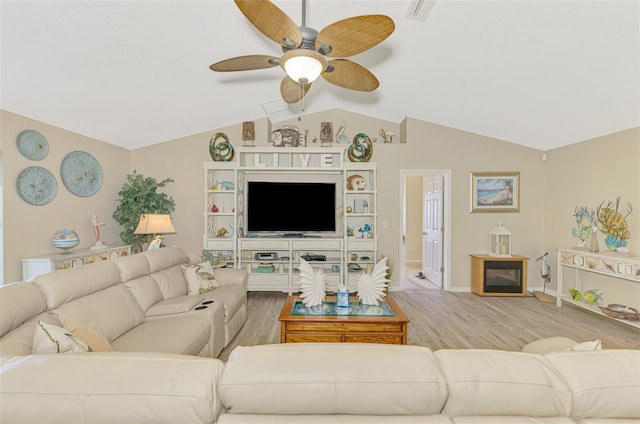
[61,151,103,197]
[17,129,49,160]
[17,166,58,206]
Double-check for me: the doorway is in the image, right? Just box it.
[399,170,451,291]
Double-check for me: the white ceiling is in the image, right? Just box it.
[1,0,638,152]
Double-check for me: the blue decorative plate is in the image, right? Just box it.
[60,151,103,197]
[17,129,49,161]
[16,166,58,206]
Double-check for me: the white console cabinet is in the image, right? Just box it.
[204,147,377,293]
[556,248,640,328]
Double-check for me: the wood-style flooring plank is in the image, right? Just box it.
[218,290,640,361]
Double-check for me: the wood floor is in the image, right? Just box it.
[219,290,640,362]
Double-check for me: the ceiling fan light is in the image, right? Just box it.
[281,50,327,84]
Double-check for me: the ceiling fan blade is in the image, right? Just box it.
[316,15,395,58]
[210,55,279,72]
[281,76,311,104]
[234,0,302,48]
[322,59,379,91]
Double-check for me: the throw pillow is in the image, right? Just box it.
[63,320,114,352]
[182,261,220,295]
[33,320,90,354]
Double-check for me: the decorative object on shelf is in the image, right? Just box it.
[113,171,175,253]
[533,252,554,303]
[588,227,600,252]
[242,121,255,147]
[335,122,349,143]
[572,206,594,248]
[60,151,103,197]
[569,288,581,301]
[210,132,234,161]
[583,289,603,305]
[211,204,219,213]
[17,129,49,160]
[488,220,512,257]
[271,125,306,147]
[52,228,79,254]
[16,166,58,206]
[346,174,366,190]
[298,258,326,307]
[347,133,373,162]
[212,180,235,190]
[346,223,354,237]
[216,228,229,238]
[470,172,520,213]
[358,223,371,238]
[356,257,390,306]
[133,213,177,251]
[600,304,640,321]
[90,214,107,250]
[596,196,632,252]
[336,283,349,307]
[320,122,333,147]
[379,129,395,143]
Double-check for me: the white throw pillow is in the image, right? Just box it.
[33,320,90,354]
[182,261,219,295]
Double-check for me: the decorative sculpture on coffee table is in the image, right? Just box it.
[298,259,326,307]
[356,257,390,306]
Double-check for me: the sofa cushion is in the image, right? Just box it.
[50,285,146,342]
[145,295,205,317]
[0,281,47,338]
[32,320,89,354]
[219,343,448,416]
[0,352,224,424]
[0,313,60,362]
[113,250,151,282]
[123,275,165,312]
[435,349,571,418]
[63,320,114,352]
[142,246,188,272]
[522,336,579,354]
[203,284,245,320]
[545,350,640,421]
[152,264,189,299]
[35,261,121,309]
[110,317,210,356]
[183,261,220,295]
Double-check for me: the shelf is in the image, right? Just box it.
[561,296,640,328]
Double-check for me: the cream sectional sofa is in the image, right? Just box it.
[1,343,638,423]
[0,247,247,363]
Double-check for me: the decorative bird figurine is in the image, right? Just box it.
[583,289,603,305]
[569,288,581,301]
[298,259,327,307]
[356,257,390,306]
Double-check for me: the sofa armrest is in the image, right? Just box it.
[0,352,224,424]
[145,295,205,317]
[214,268,248,287]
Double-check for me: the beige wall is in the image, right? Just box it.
[543,128,639,306]
[1,110,130,283]
[404,174,423,263]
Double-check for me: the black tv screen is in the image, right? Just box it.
[246,181,336,234]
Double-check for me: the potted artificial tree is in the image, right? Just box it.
[113,171,175,253]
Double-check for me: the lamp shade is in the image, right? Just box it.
[281,49,327,84]
[134,214,176,235]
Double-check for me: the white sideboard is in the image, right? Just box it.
[22,245,132,281]
[204,147,378,293]
[556,248,640,327]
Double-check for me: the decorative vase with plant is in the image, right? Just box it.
[112,171,175,253]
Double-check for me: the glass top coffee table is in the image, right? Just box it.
[278,295,409,344]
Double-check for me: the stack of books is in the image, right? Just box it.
[257,262,275,273]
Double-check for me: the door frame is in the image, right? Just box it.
[398,169,452,291]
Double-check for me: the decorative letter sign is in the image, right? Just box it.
[321,154,333,168]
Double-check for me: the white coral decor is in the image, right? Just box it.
[298,259,327,307]
[357,257,390,306]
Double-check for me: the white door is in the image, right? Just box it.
[422,175,443,287]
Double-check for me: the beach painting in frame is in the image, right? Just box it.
[470,172,520,213]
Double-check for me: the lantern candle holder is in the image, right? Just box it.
[489,221,512,257]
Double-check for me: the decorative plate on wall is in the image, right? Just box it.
[60,151,103,197]
[17,129,49,161]
[16,166,58,206]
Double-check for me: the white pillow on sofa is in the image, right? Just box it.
[182,262,219,295]
[33,320,89,354]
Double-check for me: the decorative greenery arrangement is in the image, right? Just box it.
[112,171,175,253]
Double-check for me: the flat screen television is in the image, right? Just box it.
[246,181,336,235]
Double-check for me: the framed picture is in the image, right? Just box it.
[470,172,520,213]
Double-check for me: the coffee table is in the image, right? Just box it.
[278,295,409,344]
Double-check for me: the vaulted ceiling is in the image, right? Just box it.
[1,0,638,151]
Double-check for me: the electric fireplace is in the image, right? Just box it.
[470,254,528,296]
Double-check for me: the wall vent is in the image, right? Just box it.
[405,0,436,22]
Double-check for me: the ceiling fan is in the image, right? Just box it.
[209,0,395,104]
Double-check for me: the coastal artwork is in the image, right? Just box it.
[470,172,520,213]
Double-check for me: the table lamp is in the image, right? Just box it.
[134,214,176,250]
